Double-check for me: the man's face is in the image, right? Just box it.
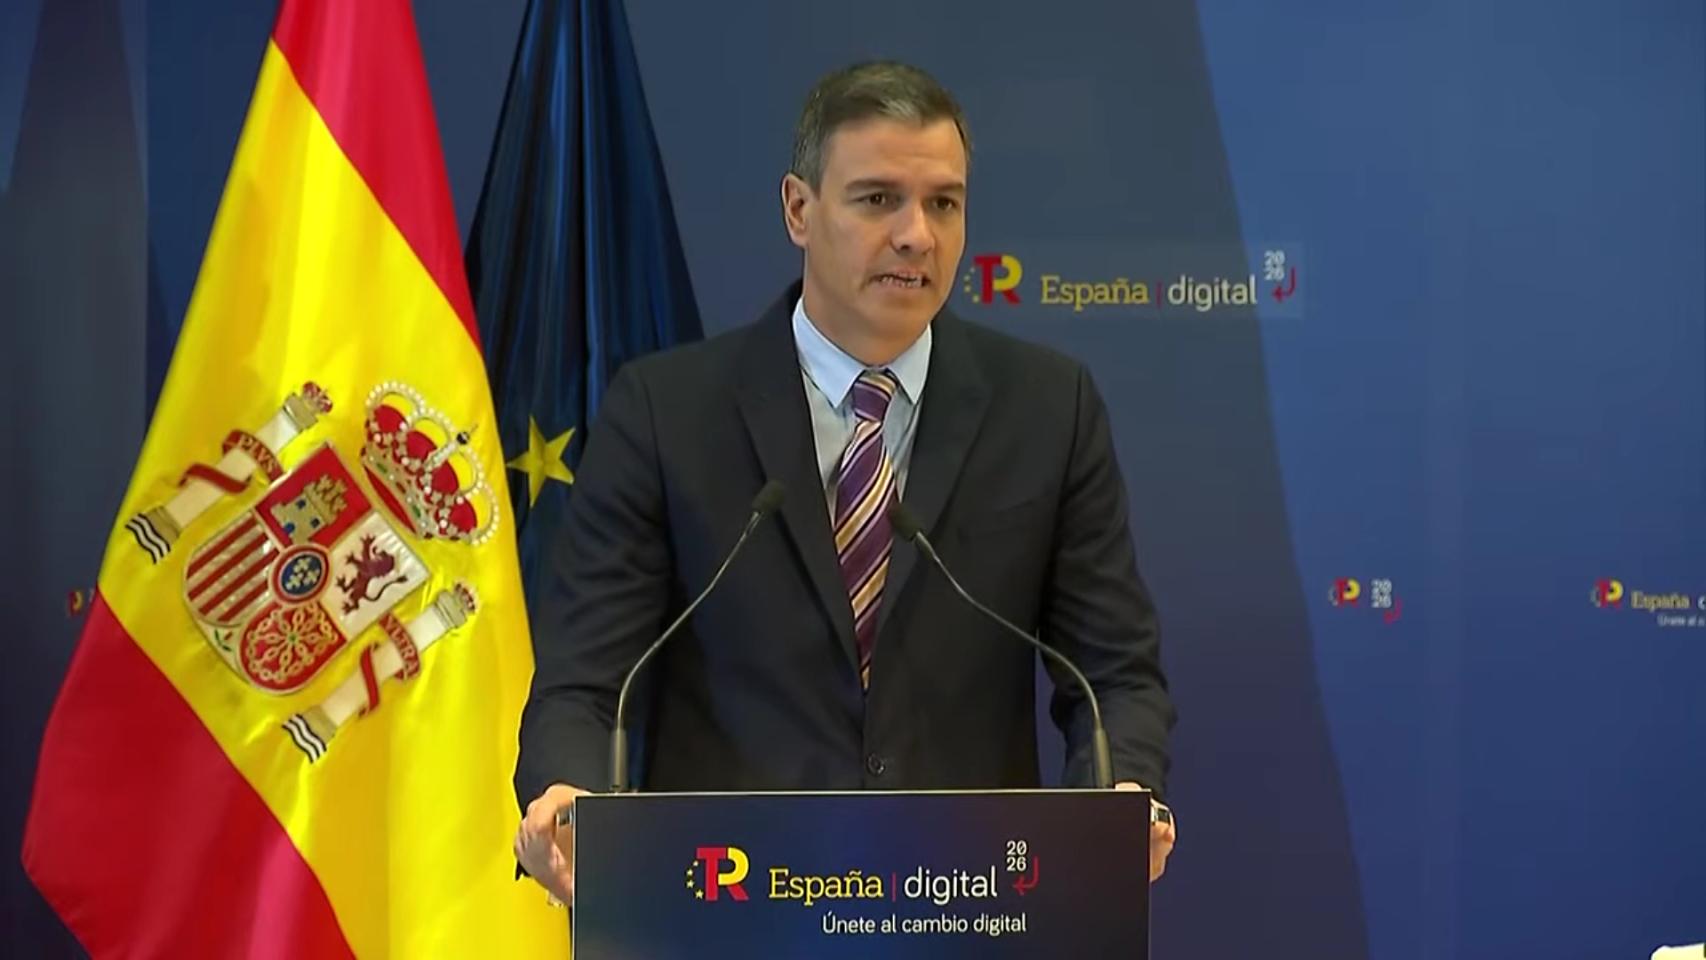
[783,117,968,356]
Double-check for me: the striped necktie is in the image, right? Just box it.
[833,368,900,690]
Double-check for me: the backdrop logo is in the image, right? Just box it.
[959,247,1303,316]
[965,253,1023,304]
[687,845,751,902]
[1329,577,1402,623]
[1263,248,1298,303]
[1588,578,1704,627]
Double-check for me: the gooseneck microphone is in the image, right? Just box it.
[608,480,786,793]
[888,501,1115,789]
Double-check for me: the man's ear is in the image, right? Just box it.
[781,173,814,249]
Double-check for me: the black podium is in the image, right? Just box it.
[572,789,1151,958]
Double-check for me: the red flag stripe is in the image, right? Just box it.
[270,0,479,345]
[22,596,354,959]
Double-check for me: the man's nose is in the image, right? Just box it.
[890,202,935,255]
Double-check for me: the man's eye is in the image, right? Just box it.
[862,193,892,206]
[934,197,960,212]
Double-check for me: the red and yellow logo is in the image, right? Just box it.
[1330,578,1361,606]
[964,254,1023,304]
[687,845,750,902]
[1591,578,1624,608]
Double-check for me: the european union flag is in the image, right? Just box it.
[467,0,702,601]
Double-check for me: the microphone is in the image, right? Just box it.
[889,502,1115,790]
[608,480,786,793]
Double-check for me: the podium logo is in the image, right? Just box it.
[964,254,1023,304]
[687,845,750,902]
[1330,578,1361,606]
[1591,578,1624,608]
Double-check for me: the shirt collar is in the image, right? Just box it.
[792,297,931,408]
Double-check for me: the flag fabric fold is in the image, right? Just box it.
[467,0,703,607]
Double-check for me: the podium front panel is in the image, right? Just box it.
[573,789,1149,959]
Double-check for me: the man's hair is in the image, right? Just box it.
[789,61,971,191]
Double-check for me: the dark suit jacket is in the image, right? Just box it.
[515,283,1174,804]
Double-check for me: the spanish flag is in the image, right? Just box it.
[22,1,566,956]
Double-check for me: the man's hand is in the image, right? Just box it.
[1115,781,1176,882]
[515,783,589,905]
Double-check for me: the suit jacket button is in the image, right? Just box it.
[865,753,886,777]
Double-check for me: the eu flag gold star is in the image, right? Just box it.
[506,418,576,506]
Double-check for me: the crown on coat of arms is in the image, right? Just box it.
[359,383,497,545]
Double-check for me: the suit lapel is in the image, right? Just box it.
[878,311,990,636]
[735,288,859,668]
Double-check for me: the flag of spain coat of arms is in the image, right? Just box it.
[22,1,569,956]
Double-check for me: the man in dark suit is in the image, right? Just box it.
[514,61,1175,905]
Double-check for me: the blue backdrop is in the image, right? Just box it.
[3,0,1700,956]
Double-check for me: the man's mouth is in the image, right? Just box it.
[872,271,928,289]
